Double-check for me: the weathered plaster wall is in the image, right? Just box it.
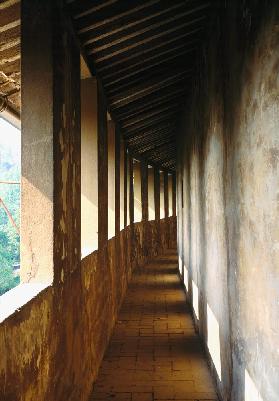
[0,217,176,401]
[177,2,279,401]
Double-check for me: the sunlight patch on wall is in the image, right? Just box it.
[207,304,221,381]
[178,254,183,275]
[183,265,188,291]
[192,280,199,320]
[245,370,264,401]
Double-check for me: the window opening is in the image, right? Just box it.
[0,116,21,295]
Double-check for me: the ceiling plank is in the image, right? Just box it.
[110,71,190,108]
[90,3,210,55]
[76,0,162,33]
[90,17,205,62]
[94,28,202,72]
[81,1,186,45]
[121,102,181,129]
[102,46,195,88]
[122,111,180,136]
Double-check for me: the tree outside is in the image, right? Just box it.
[0,116,20,295]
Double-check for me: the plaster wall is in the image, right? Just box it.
[81,78,98,257]
[177,2,279,401]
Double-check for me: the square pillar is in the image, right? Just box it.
[21,0,81,284]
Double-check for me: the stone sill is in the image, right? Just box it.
[0,283,51,324]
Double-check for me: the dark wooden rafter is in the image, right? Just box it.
[121,102,182,130]
[115,91,187,121]
[122,112,180,138]
[81,1,188,46]
[129,130,175,150]
[93,26,203,68]
[88,8,208,58]
[134,139,176,158]
[110,71,191,109]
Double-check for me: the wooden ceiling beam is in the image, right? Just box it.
[122,111,179,136]
[80,1,186,45]
[102,46,195,88]
[90,17,205,62]
[115,90,187,120]
[110,71,189,108]
[106,63,192,95]
[76,0,162,32]
[67,0,120,19]
[136,140,176,158]
[90,3,210,56]
[94,28,202,73]
[127,129,175,149]
[121,102,181,129]
[125,123,176,143]
[131,135,175,154]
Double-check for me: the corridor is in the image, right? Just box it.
[0,1,278,400]
[90,251,217,401]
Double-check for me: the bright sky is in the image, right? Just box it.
[0,116,21,164]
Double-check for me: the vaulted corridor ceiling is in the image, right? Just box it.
[67,0,214,170]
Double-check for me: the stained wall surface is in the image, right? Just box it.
[0,217,176,401]
[176,2,279,401]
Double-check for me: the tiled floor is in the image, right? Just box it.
[90,250,218,401]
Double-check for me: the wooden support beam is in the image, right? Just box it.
[97,78,108,250]
[21,0,81,284]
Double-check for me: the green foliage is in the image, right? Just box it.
[0,138,20,295]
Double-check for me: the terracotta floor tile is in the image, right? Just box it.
[90,252,217,401]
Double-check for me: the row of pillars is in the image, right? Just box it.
[20,0,176,285]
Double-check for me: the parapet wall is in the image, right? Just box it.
[0,217,177,401]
